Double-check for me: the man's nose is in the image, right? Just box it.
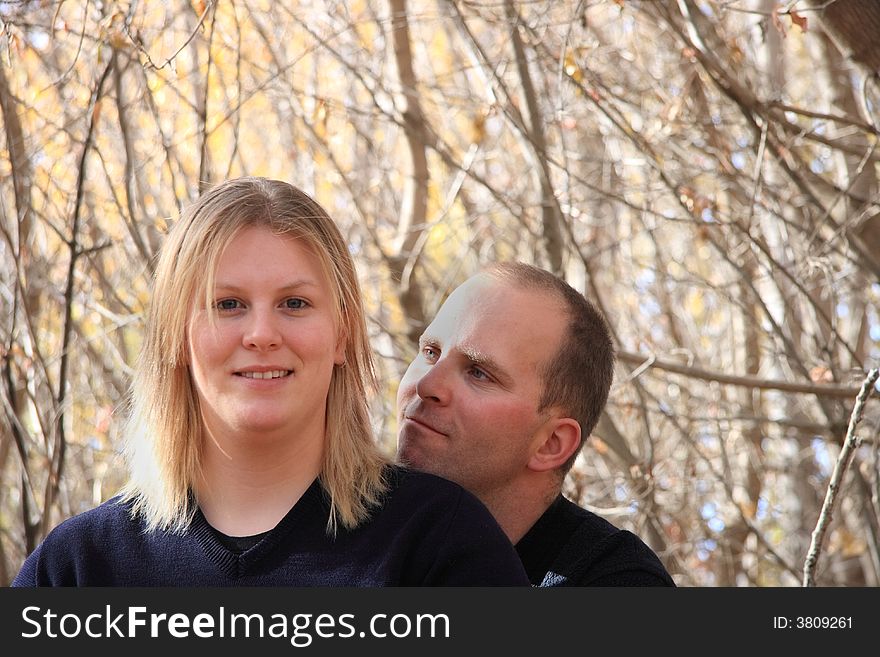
[414,359,451,404]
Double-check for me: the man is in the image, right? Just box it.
[397,262,674,586]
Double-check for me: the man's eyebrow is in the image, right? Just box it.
[417,336,514,386]
[460,345,513,386]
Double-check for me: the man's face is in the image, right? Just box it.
[396,274,567,501]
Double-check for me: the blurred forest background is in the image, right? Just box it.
[2,0,880,587]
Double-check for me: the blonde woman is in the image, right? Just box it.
[14,177,528,586]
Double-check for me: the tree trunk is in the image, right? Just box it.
[389,0,429,345]
[806,0,880,75]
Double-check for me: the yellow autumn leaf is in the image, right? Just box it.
[687,289,705,318]
[564,52,584,84]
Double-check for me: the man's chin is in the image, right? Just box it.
[396,443,436,474]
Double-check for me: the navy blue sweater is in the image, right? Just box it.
[516,495,675,586]
[13,467,529,586]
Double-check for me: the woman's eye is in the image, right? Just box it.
[214,299,242,311]
[284,298,308,310]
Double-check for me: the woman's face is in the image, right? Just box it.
[187,226,345,443]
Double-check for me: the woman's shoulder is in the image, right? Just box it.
[384,465,471,506]
[11,496,138,586]
[44,496,135,539]
[381,465,495,524]
[385,464,462,494]
[377,465,529,585]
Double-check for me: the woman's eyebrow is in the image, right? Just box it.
[214,279,320,292]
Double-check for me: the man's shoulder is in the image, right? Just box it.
[527,495,675,587]
[553,495,622,538]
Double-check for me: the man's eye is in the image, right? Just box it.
[284,298,308,310]
[469,367,489,381]
[422,346,439,360]
[214,299,242,311]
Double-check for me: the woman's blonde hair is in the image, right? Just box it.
[121,177,389,534]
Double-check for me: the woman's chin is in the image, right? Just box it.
[232,418,291,436]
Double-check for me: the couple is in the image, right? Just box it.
[14,177,673,587]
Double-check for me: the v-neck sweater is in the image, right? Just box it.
[13,467,529,586]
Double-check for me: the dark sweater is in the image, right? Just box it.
[13,467,529,587]
[516,495,675,587]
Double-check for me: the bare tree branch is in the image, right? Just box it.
[803,368,879,586]
[43,59,114,538]
[619,349,866,399]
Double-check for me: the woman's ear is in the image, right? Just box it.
[527,418,582,472]
[182,324,191,366]
[334,328,347,366]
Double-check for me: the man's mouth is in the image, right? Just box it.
[405,415,447,436]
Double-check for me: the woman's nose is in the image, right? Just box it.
[243,309,281,350]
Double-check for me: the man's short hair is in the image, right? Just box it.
[484,262,615,473]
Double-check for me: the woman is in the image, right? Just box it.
[13,177,528,586]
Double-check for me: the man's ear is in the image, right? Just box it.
[527,418,582,472]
